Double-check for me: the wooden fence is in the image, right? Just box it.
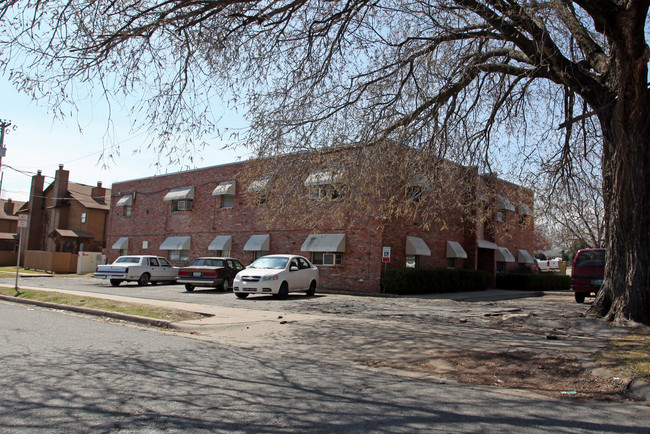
[25,250,78,274]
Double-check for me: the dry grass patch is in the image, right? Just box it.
[595,327,650,383]
[0,286,206,322]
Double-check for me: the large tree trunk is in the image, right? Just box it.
[589,23,650,324]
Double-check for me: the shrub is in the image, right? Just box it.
[496,273,571,291]
[382,268,491,295]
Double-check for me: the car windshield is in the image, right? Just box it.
[248,257,289,269]
[115,257,141,264]
[575,250,606,267]
[192,258,224,267]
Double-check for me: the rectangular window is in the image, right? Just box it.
[221,195,234,209]
[447,257,457,269]
[172,199,193,212]
[253,250,269,260]
[312,252,343,266]
[497,261,506,274]
[169,250,190,261]
[119,249,128,256]
[123,205,132,216]
[406,255,418,268]
[81,212,87,223]
[496,211,505,222]
[311,184,345,200]
[519,214,529,227]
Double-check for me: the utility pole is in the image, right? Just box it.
[0,119,13,197]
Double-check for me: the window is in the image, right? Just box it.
[496,211,505,222]
[172,199,193,212]
[311,184,345,200]
[119,249,128,256]
[81,212,87,223]
[221,194,234,208]
[170,250,190,261]
[406,255,418,268]
[519,214,530,227]
[253,250,268,260]
[149,257,160,266]
[312,252,343,266]
[497,261,506,274]
[159,258,172,267]
[123,205,132,217]
[447,257,457,269]
[408,186,422,203]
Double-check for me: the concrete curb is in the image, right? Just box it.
[0,294,173,328]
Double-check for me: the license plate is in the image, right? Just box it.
[193,272,202,277]
[592,279,603,286]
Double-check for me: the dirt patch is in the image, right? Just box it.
[359,350,641,402]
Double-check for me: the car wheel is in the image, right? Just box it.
[235,293,248,299]
[137,273,150,286]
[110,279,121,287]
[185,284,195,292]
[277,282,289,299]
[221,279,231,292]
[306,280,316,296]
[575,292,586,303]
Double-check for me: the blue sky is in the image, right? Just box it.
[0,78,249,203]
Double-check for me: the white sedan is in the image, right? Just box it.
[233,254,319,299]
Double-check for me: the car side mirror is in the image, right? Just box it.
[290,265,299,271]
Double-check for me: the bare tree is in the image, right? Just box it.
[1,1,648,324]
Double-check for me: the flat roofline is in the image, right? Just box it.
[112,159,248,187]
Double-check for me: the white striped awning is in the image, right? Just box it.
[405,236,431,256]
[160,236,191,250]
[163,187,194,201]
[243,234,270,251]
[212,181,236,196]
[208,235,232,251]
[301,234,346,252]
[115,195,133,207]
[446,241,468,259]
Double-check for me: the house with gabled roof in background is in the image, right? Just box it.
[18,164,111,273]
[0,198,26,265]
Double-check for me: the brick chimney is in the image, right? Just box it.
[91,181,107,204]
[53,164,69,207]
[3,198,14,216]
[27,170,45,250]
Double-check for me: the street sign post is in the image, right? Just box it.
[15,215,27,291]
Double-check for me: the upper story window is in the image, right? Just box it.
[518,203,534,227]
[81,212,87,223]
[172,199,193,212]
[304,169,345,200]
[248,175,273,206]
[407,186,422,203]
[164,186,194,212]
[212,181,236,209]
[115,194,133,217]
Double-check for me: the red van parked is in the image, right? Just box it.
[571,248,606,303]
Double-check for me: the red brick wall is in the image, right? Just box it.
[107,162,535,292]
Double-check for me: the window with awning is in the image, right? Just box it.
[208,235,232,251]
[496,247,515,262]
[115,195,133,207]
[160,236,191,251]
[446,241,468,259]
[405,236,431,256]
[518,249,535,264]
[212,181,236,196]
[496,195,516,212]
[112,237,129,250]
[301,234,346,252]
[163,187,194,201]
[243,234,270,251]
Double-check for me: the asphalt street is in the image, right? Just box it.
[2,301,650,433]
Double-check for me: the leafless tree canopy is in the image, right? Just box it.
[2,1,649,324]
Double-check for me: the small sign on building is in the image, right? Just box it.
[382,246,391,263]
[18,214,28,228]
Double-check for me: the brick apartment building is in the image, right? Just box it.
[106,157,535,292]
[0,198,26,264]
[23,165,111,255]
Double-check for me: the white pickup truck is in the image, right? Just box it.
[94,255,178,286]
[536,257,561,272]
